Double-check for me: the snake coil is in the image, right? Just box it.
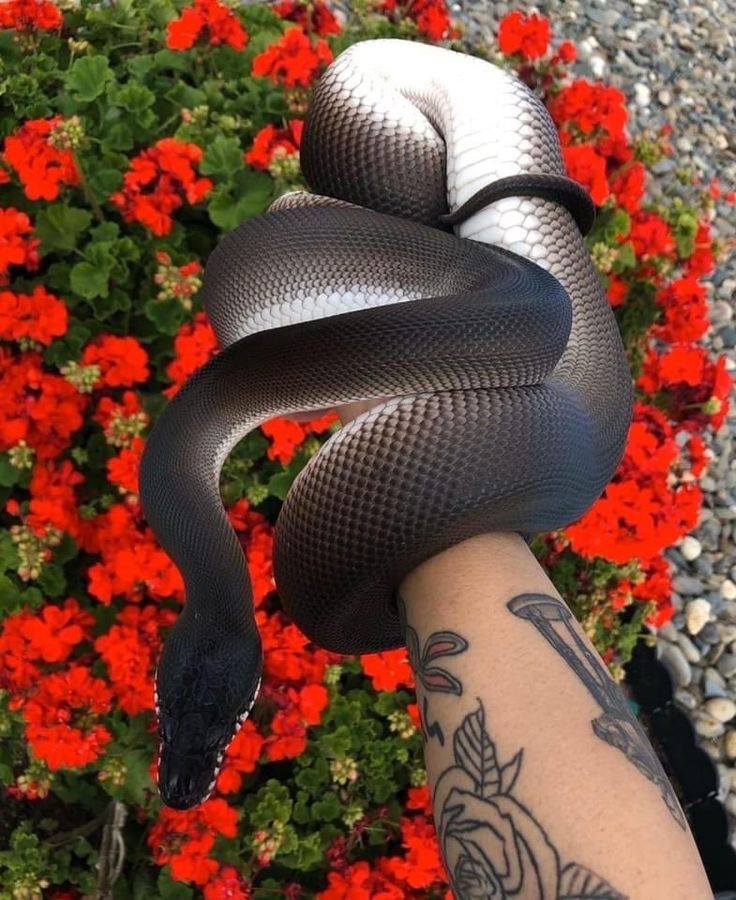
[139,39,633,810]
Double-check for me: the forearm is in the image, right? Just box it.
[398,532,711,900]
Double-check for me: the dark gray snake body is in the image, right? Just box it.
[139,40,633,809]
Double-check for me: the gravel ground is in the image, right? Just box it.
[455,0,736,845]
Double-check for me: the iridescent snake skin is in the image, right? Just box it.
[139,39,633,809]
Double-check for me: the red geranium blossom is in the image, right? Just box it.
[149,799,239,886]
[0,207,40,284]
[610,161,646,214]
[0,351,87,460]
[17,664,113,770]
[273,0,341,36]
[110,139,213,236]
[3,117,79,201]
[166,0,248,51]
[245,120,304,171]
[203,866,251,900]
[562,143,609,205]
[251,26,333,88]
[106,436,145,495]
[0,285,68,345]
[498,10,551,60]
[381,0,457,42]
[165,311,219,397]
[654,275,709,343]
[549,79,628,144]
[361,648,414,692]
[81,335,149,388]
[0,0,62,31]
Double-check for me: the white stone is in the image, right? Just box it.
[721,579,736,601]
[685,598,712,635]
[725,730,736,760]
[696,715,725,739]
[680,535,702,561]
[704,697,736,723]
[634,82,651,107]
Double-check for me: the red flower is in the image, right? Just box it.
[19,598,91,664]
[556,40,576,64]
[549,80,628,144]
[265,706,307,761]
[0,286,68,346]
[149,798,239,886]
[606,276,628,307]
[81,335,150,388]
[273,0,341,36]
[609,161,646,214]
[0,351,87,460]
[498,11,551,60]
[0,0,62,31]
[3,117,79,201]
[361,648,414,692]
[317,860,405,900]
[382,816,447,889]
[565,403,703,563]
[110,139,213,236]
[106,436,145,495]
[562,143,609,205]
[686,221,715,277]
[95,615,154,715]
[18,665,113,770]
[165,311,219,397]
[0,207,40,284]
[245,120,304,171]
[166,0,248,51]
[204,866,251,900]
[261,411,337,465]
[627,211,676,260]
[216,719,264,794]
[654,276,709,343]
[252,27,333,88]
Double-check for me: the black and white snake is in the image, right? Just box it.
[139,39,633,810]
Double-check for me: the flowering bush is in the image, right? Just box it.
[0,2,731,897]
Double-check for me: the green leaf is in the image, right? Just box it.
[144,297,188,336]
[0,574,19,612]
[35,206,93,254]
[0,455,19,487]
[207,170,273,230]
[67,56,114,103]
[200,136,245,179]
[70,261,110,299]
[110,82,155,115]
[37,564,66,598]
[157,870,194,900]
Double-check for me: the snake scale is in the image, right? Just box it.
[139,39,634,810]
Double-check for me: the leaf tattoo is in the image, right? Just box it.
[400,595,468,745]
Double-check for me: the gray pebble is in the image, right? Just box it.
[719,654,736,679]
[660,644,692,687]
[676,632,702,663]
[674,575,706,595]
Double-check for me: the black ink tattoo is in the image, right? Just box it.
[435,699,627,899]
[399,594,468,746]
[508,592,686,830]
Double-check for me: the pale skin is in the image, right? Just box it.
[339,400,711,900]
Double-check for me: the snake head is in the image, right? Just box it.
[154,625,262,810]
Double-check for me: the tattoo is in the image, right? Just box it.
[508,592,686,830]
[436,699,627,899]
[400,593,468,745]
